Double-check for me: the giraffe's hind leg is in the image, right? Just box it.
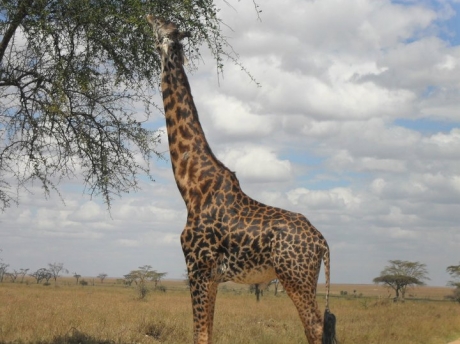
[282,284,323,344]
[271,237,324,343]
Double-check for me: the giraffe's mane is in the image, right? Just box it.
[160,37,173,57]
[162,38,188,66]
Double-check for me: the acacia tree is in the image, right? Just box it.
[0,0,249,210]
[18,268,29,283]
[129,265,158,284]
[97,273,108,283]
[446,262,460,303]
[48,262,68,284]
[268,279,281,296]
[0,262,8,282]
[7,269,19,282]
[127,265,166,299]
[373,260,430,301]
[30,267,52,284]
[151,271,167,288]
[0,249,5,282]
[123,272,136,286]
[73,272,81,285]
[250,284,264,302]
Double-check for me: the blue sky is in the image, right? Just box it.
[438,2,460,44]
[394,118,459,133]
[395,0,460,135]
[1,0,460,287]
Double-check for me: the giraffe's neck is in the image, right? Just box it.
[160,45,239,212]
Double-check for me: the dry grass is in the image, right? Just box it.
[0,280,459,344]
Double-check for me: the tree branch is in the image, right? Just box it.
[0,0,35,64]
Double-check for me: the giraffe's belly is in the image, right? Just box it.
[229,265,277,285]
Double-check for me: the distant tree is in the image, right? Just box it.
[268,279,281,296]
[43,271,53,284]
[97,273,108,283]
[250,281,281,301]
[249,283,267,302]
[48,263,68,284]
[30,268,52,284]
[446,262,460,285]
[151,271,167,289]
[128,265,164,285]
[29,269,42,284]
[446,262,460,303]
[373,260,430,302]
[73,273,81,285]
[123,273,135,286]
[249,280,282,301]
[0,262,9,282]
[18,268,29,283]
[7,269,19,283]
[126,265,166,299]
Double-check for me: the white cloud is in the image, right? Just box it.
[68,201,104,223]
[115,239,141,248]
[218,145,292,183]
[375,226,418,240]
[367,37,460,92]
[287,187,361,211]
[204,94,274,138]
[431,128,460,144]
[360,157,407,172]
[115,201,185,225]
[259,68,415,120]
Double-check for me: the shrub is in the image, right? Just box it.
[136,282,149,300]
[446,287,460,303]
[156,285,167,293]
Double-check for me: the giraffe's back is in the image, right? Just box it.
[200,193,327,286]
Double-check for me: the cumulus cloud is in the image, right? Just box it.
[287,187,361,211]
[68,201,105,223]
[218,145,292,183]
[202,94,274,138]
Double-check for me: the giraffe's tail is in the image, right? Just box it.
[322,244,337,344]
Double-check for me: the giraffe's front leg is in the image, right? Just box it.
[188,270,218,344]
[206,281,218,341]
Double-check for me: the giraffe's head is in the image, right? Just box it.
[146,15,190,59]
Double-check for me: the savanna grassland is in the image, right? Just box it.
[0,279,459,344]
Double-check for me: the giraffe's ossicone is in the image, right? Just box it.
[146,14,337,344]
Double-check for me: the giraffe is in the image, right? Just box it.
[146,15,337,344]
